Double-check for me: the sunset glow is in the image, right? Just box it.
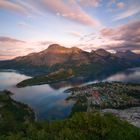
[0,0,140,60]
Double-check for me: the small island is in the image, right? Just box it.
[17,68,75,88]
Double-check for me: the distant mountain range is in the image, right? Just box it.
[0,44,140,78]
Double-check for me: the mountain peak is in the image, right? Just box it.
[71,47,82,53]
[44,44,83,54]
[116,50,136,55]
[95,49,110,57]
[115,50,138,60]
[47,45,81,52]
[125,50,135,55]
[41,44,68,54]
[47,44,64,50]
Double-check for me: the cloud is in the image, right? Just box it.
[0,36,28,60]
[117,2,125,9]
[77,20,140,52]
[37,41,55,46]
[0,0,45,17]
[42,0,101,27]
[114,3,140,21]
[16,0,44,16]
[78,0,101,7]
[100,20,140,51]
[68,31,83,37]
[18,22,34,29]
[101,20,140,40]
[107,1,125,12]
[0,0,101,27]
[0,36,26,44]
[0,36,55,60]
[0,0,28,15]
[108,0,116,7]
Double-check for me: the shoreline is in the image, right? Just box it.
[0,90,35,121]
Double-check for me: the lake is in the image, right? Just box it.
[0,67,140,120]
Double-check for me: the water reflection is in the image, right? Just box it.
[49,80,85,89]
[0,71,31,90]
[0,67,140,120]
[10,84,74,120]
[104,67,140,83]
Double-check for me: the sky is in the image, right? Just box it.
[0,0,140,60]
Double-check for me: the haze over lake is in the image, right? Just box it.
[0,67,140,120]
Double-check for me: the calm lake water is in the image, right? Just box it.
[0,68,140,120]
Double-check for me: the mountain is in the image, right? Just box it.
[14,44,91,66]
[115,50,140,60]
[94,48,111,57]
[0,44,140,77]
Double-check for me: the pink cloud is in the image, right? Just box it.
[0,36,56,60]
[42,0,101,27]
[100,20,140,51]
[114,3,140,21]
[18,22,33,29]
[77,20,140,52]
[0,36,26,43]
[0,0,101,27]
[0,0,45,17]
[108,0,116,7]
[68,31,83,37]
[101,20,140,41]
[78,0,101,7]
[37,41,56,46]
[117,2,125,9]
[0,0,28,15]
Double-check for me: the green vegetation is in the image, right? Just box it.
[0,111,140,140]
[0,90,35,135]
[16,59,133,88]
[17,69,75,87]
[0,90,140,140]
[18,63,135,89]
